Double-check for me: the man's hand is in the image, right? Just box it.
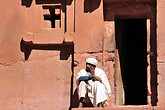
[90,74,102,83]
[93,75,102,83]
[86,63,102,83]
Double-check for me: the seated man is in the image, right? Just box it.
[76,58,111,107]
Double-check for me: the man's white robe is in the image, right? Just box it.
[77,67,111,107]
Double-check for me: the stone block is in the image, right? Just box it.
[23,32,34,42]
[72,105,153,110]
[0,61,24,110]
[33,33,64,44]
[74,0,104,53]
[154,106,165,110]
[103,21,115,52]
[24,50,72,110]
[64,32,74,42]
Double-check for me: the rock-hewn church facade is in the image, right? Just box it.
[0,0,165,110]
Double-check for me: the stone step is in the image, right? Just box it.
[72,105,154,110]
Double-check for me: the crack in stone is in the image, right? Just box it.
[25,55,60,62]
[76,51,114,54]
[0,59,24,67]
[76,51,103,54]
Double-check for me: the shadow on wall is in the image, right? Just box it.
[21,0,73,7]
[36,0,73,5]
[84,0,101,13]
[20,39,74,61]
[150,15,158,106]
[70,88,79,108]
[21,0,33,7]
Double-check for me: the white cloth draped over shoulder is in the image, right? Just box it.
[76,67,111,107]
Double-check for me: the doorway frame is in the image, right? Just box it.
[114,14,151,105]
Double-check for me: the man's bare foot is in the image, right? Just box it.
[97,102,103,107]
[79,97,84,108]
[79,102,83,108]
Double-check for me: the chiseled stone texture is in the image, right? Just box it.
[24,50,72,110]
[0,61,24,110]
[154,106,165,110]
[0,0,25,109]
[74,0,104,53]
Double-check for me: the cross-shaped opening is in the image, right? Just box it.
[43,5,61,28]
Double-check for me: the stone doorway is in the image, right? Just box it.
[115,19,147,105]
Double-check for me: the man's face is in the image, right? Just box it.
[86,63,95,72]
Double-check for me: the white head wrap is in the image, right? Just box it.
[86,58,97,66]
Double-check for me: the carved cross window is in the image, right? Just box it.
[43,5,61,28]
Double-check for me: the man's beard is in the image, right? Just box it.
[86,67,91,72]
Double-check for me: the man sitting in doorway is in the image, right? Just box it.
[76,58,111,107]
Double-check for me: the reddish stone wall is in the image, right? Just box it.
[0,0,165,110]
[0,0,25,109]
[23,50,72,110]
[157,0,165,106]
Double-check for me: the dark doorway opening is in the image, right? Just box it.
[115,19,147,105]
